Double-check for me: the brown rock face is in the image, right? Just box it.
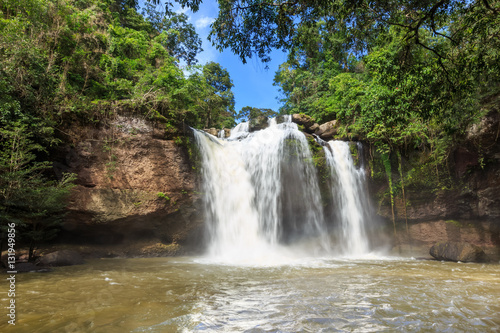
[204,128,218,136]
[52,117,204,257]
[429,241,486,262]
[373,110,500,259]
[292,114,315,128]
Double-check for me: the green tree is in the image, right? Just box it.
[0,126,75,261]
[200,62,236,128]
[237,106,277,122]
[142,2,203,65]
[205,0,494,63]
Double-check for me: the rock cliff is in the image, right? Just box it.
[291,111,500,260]
[42,111,500,260]
[48,116,204,258]
[372,110,500,259]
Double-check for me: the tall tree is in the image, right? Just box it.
[201,62,235,128]
[143,2,203,65]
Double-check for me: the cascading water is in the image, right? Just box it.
[193,117,375,263]
[193,117,330,263]
[323,140,371,256]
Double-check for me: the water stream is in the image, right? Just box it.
[324,140,371,255]
[193,117,376,263]
[194,117,332,264]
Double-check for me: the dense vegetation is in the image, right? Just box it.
[0,0,237,259]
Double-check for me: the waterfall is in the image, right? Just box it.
[323,141,370,255]
[193,118,373,263]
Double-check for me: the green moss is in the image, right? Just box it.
[445,220,462,227]
[349,143,360,167]
[157,192,170,201]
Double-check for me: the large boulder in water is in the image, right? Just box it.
[38,250,85,267]
[429,241,486,262]
[249,115,269,132]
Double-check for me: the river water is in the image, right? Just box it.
[2,256,499,332]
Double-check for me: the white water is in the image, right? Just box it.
[194,118,373,264]
[324,141,370,255]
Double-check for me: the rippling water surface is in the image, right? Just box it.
[2,257,499,332]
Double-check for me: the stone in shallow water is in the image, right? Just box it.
[38,250,84,267]
[429,241,486,262]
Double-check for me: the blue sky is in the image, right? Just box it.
[144,0,287,113]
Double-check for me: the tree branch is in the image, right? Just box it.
[482,0,499,15]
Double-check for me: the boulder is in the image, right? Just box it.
[275,115,288,124]
[249,115,269,132]
[429,241,486,262]
[39,250,84,267]
[291,114,319,133]
[204,128,218,136]
[315,120,339,141]
[308,123,319,132]
[292,114,315,128]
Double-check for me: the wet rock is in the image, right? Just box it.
[453,147,479,177]
[315,120,339,141]
[249,115,269,132]
[38,250,85,267]
[275,115,288,124]
[204,128,218,136]
[429,241,486,262]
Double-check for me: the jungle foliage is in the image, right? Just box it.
[0,0,235,256]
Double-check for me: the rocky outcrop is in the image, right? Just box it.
[291,114,320,134]
[249,115,269,132]
[204,128,218,136]
[38,250,85,266]
[51,116,204,257]
[291,114,343,141]
[429,241,486,262]
[315,120,339,141]
[373,110,500,260]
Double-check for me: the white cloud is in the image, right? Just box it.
[175,6,190,15]
[195,16,214,30]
